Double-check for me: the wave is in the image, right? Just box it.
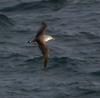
[0,2,43,12]
[24,56,85,72]
[0,52,27,59]
[25,56,72,64]
[49,57,85,69]
[0,0,66,12]
[0,0,99,13]
[90,70,100,76]
[66,0,99,4]
[78,32,100,39]
[0,13,14,26]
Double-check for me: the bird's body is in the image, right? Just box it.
[29,22,54,69]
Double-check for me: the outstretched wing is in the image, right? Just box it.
[37,41,48,68]
[36,22,47,38]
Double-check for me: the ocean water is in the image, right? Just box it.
[0,0,100,98]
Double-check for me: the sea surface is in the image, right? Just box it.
[0,0,100,98]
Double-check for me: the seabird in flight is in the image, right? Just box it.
[28,22,54,69]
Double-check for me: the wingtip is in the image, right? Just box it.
[41,22,47,27]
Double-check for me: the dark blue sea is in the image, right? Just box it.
[0,0,100,98]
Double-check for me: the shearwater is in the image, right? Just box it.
[28,22,54,69]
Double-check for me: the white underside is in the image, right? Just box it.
[43,35,54,42]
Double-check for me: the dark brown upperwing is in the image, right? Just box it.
[37,40,48,68]
[36,22,47,38]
